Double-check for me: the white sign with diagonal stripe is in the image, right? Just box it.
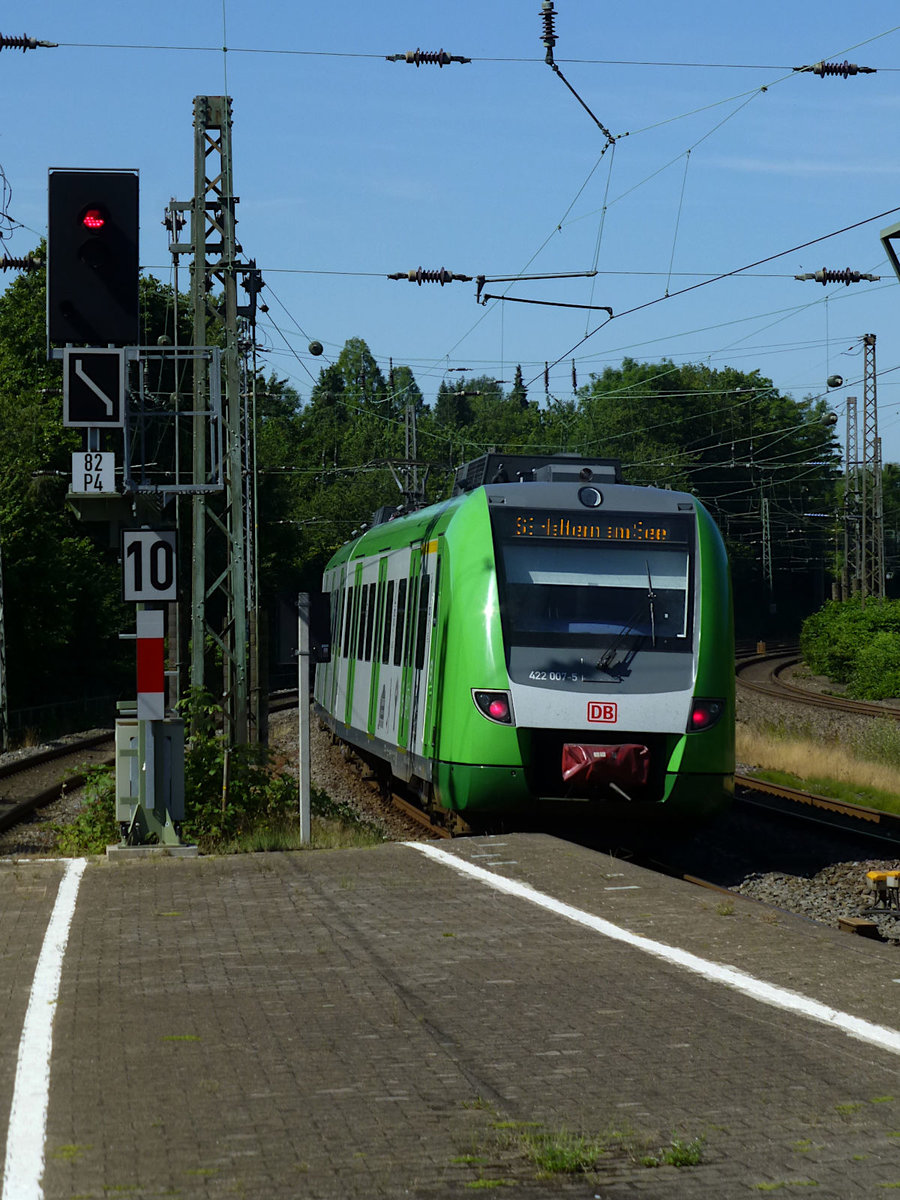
[63,347,125,427]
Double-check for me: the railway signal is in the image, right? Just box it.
[47,168,139,346]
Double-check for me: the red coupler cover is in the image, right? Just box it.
[561,742,649,786]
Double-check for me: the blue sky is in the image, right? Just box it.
[5,1,900,462]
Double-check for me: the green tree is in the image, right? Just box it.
[0,255,130,719]
[509,363,528,408]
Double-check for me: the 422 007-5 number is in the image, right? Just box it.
[528,670,582,682]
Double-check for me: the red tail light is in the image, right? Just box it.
[473,689,514,725]
[688,698,725,732]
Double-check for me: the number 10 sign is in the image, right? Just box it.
[122,530,177,602]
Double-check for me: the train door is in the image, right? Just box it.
[396,548,421,753]
[408,539,441,761]
[342,561,363,729]
[366,557,389,736]
[350,561,378,732]
[329,564,351,715]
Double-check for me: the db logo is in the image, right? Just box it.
[587,701,617,723]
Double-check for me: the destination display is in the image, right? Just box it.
[495,509,690,543]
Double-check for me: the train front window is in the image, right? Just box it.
[494,528,692,652]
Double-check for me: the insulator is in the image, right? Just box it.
[794,268,880,286]
[540,1,557,63]
[0,33,37,51]
[387,267,473,285]
[414,267,452,285]
[394,48,470,68]
[0,255,41,271]
[798,60,876,79]
[540,2,557,48]
[817,268,868,285]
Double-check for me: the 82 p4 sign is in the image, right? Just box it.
[122,530,176,602]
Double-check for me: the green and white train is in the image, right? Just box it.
[313,454,734,828]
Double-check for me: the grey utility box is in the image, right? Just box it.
[115,718,185,826]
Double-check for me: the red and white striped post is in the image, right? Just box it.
[136,610,165,721]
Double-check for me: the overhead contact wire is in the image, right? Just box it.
[530,205,900,389]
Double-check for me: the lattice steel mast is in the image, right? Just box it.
[843,396,860,599]
[170,96,259,744]
[861,333,885,601]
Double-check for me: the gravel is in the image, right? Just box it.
[733,861,900,942]
[732,670,900,942]
[268,706,428,842]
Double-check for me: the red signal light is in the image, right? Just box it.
[81,207,106,230]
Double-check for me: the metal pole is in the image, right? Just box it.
[297,593,311,844]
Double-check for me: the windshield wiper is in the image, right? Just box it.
[596,561,657,677]
[646,561,657,648]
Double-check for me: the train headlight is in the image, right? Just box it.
[687,698,725,732]
[472,689,514,725]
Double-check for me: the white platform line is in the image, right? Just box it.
[2,858,87,1200]
[405,842,900,1058]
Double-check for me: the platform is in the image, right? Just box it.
[2,834,900,1197]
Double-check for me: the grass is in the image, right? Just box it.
[214,810,386,854]
[53,766,388,856]
[518,1128,609,1174]
[464,1111,705,1185]
[737,722,900,814]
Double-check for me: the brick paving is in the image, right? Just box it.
[1,837,900,1197]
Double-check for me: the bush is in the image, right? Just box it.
[800,598,900,698]
[52,765,118,854]
[179,690,296,849]
[849,631,900,700]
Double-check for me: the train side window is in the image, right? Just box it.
[327,590,336,645]
[373,578,385,663]
[365,581,377,661]
[357,585,368,659]
[415,576,431,671]
[343,587,354,657]
[404,576,419,666]
[340,585,349,651]
[382,580,395,663]
[394,578,408,666]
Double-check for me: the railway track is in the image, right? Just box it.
[0,732,115,835]
[735,648,900,840]
[390,792,453,839]
[734,776,900,848]
[5,655,900,860]
[736,651,900,720]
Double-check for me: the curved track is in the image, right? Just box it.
[736,651,900,720]
[735,649,900,850]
